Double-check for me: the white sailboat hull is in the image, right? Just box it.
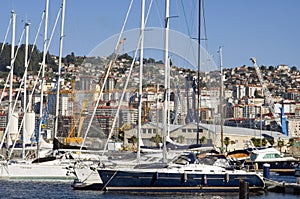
[71,164,103,190]
[0,160,75,180]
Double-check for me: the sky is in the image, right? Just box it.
[1,0,300,69]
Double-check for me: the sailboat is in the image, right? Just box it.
[70,0,149,189]
[97,152,264,193]
[0,0,77,180]
[93,0,265,194]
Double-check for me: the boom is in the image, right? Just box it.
[250,57,278,119]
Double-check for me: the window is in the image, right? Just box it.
[275,154,281,158]
[263,153,281,159]
[250,153,258,161]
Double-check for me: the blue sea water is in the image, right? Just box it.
[0,174,299,199]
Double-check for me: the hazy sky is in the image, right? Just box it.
[1,0,300,69]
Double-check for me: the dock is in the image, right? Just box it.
[265,179,300,194]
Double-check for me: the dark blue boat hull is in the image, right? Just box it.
[98,170,265,193]
[245,161,299,175]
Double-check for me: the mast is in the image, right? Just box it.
[219,46,224,152]
[54,0,66,140]
[196,0,201,144]
[22,22,30,159]
[162,0,169,163]
[137,0,145,163]
[38,0,49,158]
[7,10,16,153]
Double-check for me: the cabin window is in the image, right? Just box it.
[182,129,187,133]
[263,153,281,159]
[275,154,281,158]
[263,154,272,159]
[250,153,258,161]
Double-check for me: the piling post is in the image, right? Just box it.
[295,166,300,184]
[263,163,270,179]
[239,180,249,199]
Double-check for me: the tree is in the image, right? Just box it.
[118,128,124,142]
[291,66,298,73]
[268,65,275,71]
[148,58,155,64]
[0,43,11,73]
[251,137,261,147]
[224,137,230,152]
[65,52,75,64]
[268,138,275,146]
[0,43,43,77]
[199,136,206,144]
[260,65,266,71]
[262,138,268,146]
[150,134,162,146]
[118,53,133,61]
[288,138,296,147]
[156,60,163,64]
[128,135,137,149]
[177,135,185,144]
[277,139,285,153]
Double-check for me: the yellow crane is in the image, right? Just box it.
[64,98,88,145]
[64,38,126,145]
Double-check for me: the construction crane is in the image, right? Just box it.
[250,57,286,134]
[250,58,278,119]
[64,98,88,145]
[95,37,126,101]
[65,37,126,145]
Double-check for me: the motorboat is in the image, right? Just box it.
[244,147,300,175]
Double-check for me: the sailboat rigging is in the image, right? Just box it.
[37,0,49,159]
[7,10,16,156]
[0,0,79,180]
[219,46,224,152]
[196,0,201,145]
[93,0,266,193]
[137,0,145,164]
[162,0,170,164]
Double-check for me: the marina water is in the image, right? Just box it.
[0,174,298,199]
